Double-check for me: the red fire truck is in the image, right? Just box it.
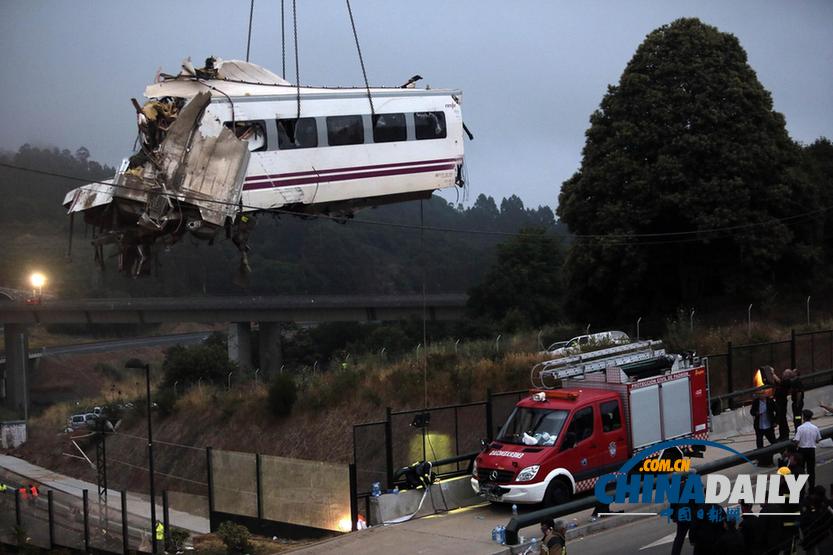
[471,341,710,505]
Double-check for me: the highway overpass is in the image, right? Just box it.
[1,295,467,418]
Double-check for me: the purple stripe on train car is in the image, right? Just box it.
[244,157,462,182]
[242,163,457,191]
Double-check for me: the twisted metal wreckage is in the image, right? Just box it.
[64,57,467,277]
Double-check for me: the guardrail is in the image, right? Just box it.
[503,424,833,545]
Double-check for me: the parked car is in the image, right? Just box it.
[68,414,87,429]
[545,331,630,357]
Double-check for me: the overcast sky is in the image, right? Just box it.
[1,0,831,209]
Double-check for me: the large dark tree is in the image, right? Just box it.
[468,227,563,328]
[557,18,804,320]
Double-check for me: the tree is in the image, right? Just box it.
[467,227,563,328]
[557,18,804,320]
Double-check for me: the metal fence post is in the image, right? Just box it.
[206,447,215,531]
[83,489,90,554]
[14,488,21,527]
[726,342,734,402]
[384,407,394,488]
[163,490,170,552]
[811,334,816,370]
[256,453,263,519]
[485,388,494,441]
[47,490,55,549]
[791,329,796,369]
[349,463,359,532]
[121,490,129,555]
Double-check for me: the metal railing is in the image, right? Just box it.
[503,423,833,545]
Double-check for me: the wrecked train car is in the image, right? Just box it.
[64,57,466,276]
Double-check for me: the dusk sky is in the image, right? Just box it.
[1,0,831,209]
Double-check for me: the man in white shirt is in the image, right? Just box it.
[793,409,821,489]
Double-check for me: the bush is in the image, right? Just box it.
[217,521,250,554]
[267,373,298,417]
[155,388,178,418]
[168,528,190,552]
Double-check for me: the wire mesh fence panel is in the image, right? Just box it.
[260,455,352,532]
[50,489,85,551]
[152,442,210,498]
[391,412,423,473]
[704,354,729,398]
[0,490,16,546]
[421,407,457,476]
[733,341,792,391]
[811,330,833,372]
[87,494,125,553]
[126,509,154,554]
[168,490,210,522]
[455,403,488,469]
[211,449,258,517]
[19,493,51,549]
[353,422,386,494]
[490,391,526,439]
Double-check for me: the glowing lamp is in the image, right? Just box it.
[30,272,46,289]
[337,517,352,532]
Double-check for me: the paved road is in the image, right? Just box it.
[1,331,211,363]
[40,331,211,356]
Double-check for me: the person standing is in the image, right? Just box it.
[788,369,805,433]
[538,519,566,554]
[794,409,821,490]
[774,369,792,440]
[752,394,778,465]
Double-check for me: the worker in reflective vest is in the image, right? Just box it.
[0,483,9,493]
[18,487,29,500]
[155,521,165,543]
[29,484,40,498]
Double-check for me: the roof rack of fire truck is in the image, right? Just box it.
[531,340,667,389]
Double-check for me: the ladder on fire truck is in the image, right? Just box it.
[531,340,667,389]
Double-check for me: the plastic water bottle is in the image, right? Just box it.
[491,526,498,542]
[512,504,518,516]
[567,518,578,529]
[371,482,381,497]
[497,525,506,545]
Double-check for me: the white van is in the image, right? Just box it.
[545,331,629,356]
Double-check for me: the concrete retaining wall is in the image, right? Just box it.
[711,384,833,439]
[369,475,482,525]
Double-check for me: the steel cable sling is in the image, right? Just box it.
[346,0,375,118]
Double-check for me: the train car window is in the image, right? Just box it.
[372,113,407,143]
[414,111,447,140]
[277,117,318,149]
[224,121,267,152]
[326,115,364,146]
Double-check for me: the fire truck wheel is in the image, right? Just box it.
[543,478,571,507]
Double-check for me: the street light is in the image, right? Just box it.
[29,272,46,302]
[125,358,158,554]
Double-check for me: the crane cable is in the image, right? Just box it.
[293,0,301,120]
[281,0,286,76]
[346,0,375,118]
[245,0,255,62]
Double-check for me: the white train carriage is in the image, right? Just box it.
[64,58,466,275]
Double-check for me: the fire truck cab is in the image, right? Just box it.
[471,341,710,505]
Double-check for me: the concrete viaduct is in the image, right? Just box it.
[0,294,467,419]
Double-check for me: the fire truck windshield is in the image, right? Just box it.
[496,408,569,445]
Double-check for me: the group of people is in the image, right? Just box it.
[751,366,808,465]
[670,477,833,554]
